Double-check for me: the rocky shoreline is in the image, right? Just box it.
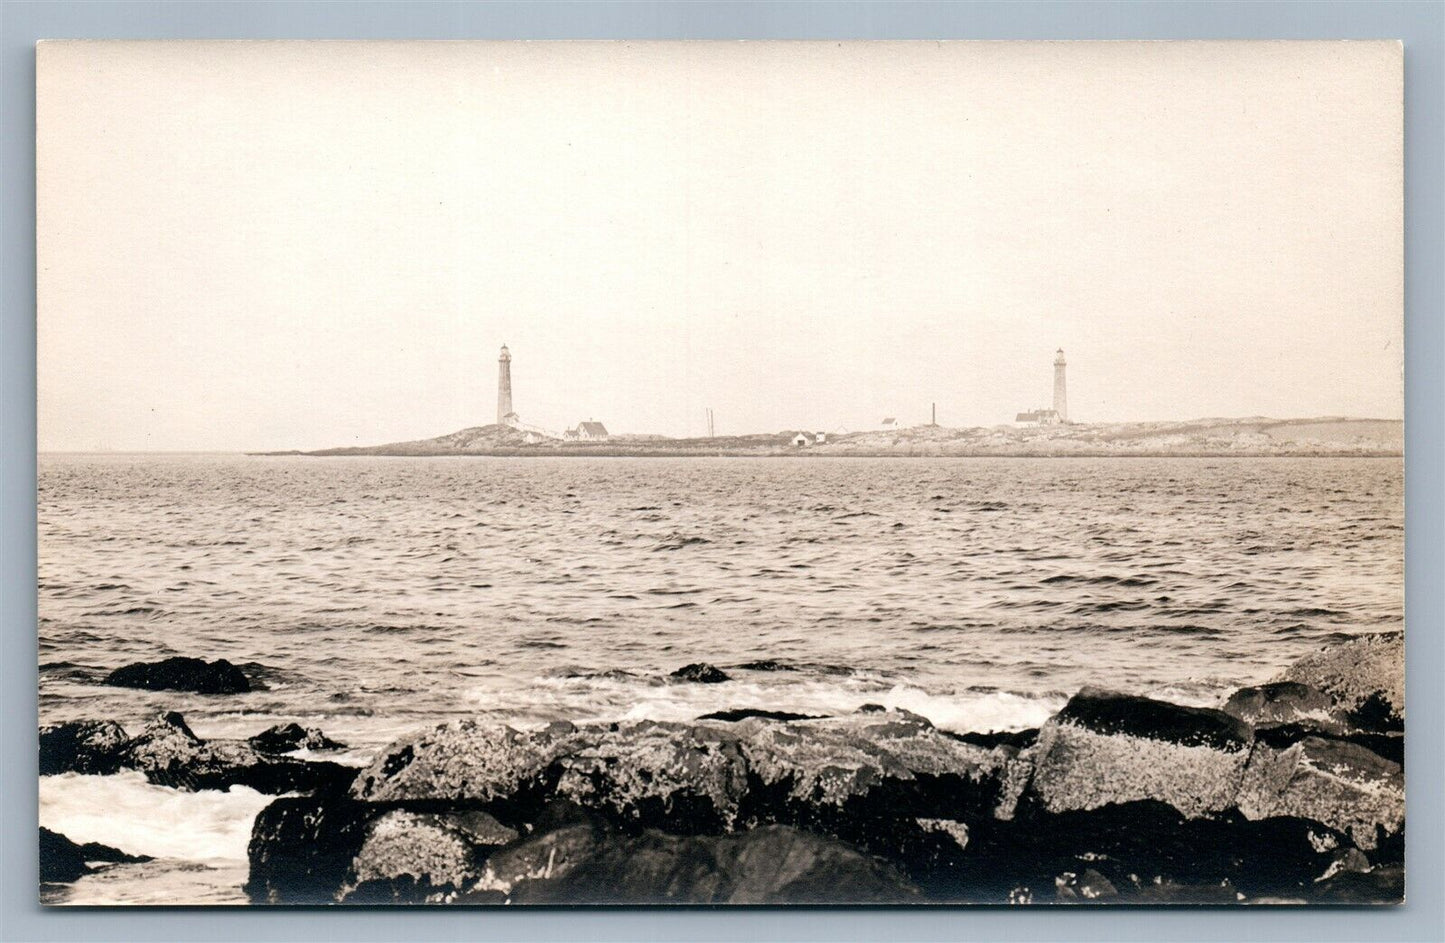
[40,632,1404,905]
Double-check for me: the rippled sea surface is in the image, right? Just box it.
[38,454,1403,903]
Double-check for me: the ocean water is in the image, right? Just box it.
[37,454,1404,903]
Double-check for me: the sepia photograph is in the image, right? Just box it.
[36,39,1404,907]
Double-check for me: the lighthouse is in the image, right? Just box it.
[497,344,516,426]
[1053,348,1068,423]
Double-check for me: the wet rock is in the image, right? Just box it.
[473,824,917,904]
[246,797,377,903]
[1275,631,1403,731]
[551,721,750,833]
[720,712,1024,890]
[103,656,251,694]
[1307,864,1404,903]
[39,720,129,775]
[953,801,1349,903]
[247,794,525,905]
[1025,688,1253,818]
[1054,867,1118,902]
[350,811,480,893]
[1237,735,1404,850]
[1130,880,1245,904]
[670,663,730,684]
[1252,723,1403,766]
[322,689,1413,904]
[735,710,1019,819]
[1054,686,1252,750]
[697,708,820,722]
[243,696,1412,905]
[354,719,751,834]
[339,810,516,902]
[121,711,357,795]
[249,723,346,754]
[1223,681,1343,730]
[735,659,796,672]
[947,728,1039,750]
[351,719,581,806]
[39,828,149,884]
[462,820,610,901]
[1318,846,1372,881]
[38,831,93,884]
[1371,823,1405,866]
[351,710,1024,891]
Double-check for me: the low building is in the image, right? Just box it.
[792,433,811,447]
[569,421,609,441]
[879,417,899,431]
[814,432,827,444]
[1015,409,1063,427]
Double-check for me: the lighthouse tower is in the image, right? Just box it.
[497,345,516,426]
[1053,348,1068,423]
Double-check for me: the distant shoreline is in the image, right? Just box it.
[44,417,1401,459]
[242,416,1403,460]
[245,449,1403,459]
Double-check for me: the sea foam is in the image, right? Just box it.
[39,771,277,862]
[494,672,1065,734]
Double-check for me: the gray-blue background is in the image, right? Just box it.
[3,2,1440,941]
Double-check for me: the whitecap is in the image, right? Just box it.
[39,771,279,862]
[484,671,1064,734]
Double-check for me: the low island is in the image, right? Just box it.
[256,417,1402,459]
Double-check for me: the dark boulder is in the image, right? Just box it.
[1055,687,1252,750]
[354,719,749,834]
[243,692,1410,905]
[246,796,520,904]
[735,660,796,672]
[1054,867,1118,902]
[39,720,129,775]
[341,809,517,903]
[729,711,1027,889]
[1025,688,1253,818]
[950,801,1350,903]
[547,721,750,834]
[460,818,612,903]
[1275,632,1403,732]
[696,708,820,722]
[670,663,730,684]
[1223,681,1343,730]
[39,828,92,884]
[351,719,582,809]
[103,656,251,694]
[249,723,346,754]
[39,828,149,884]
[1307,864,1404,904]
[120,711,357,795]
[348,710,1026,894]
[1237,735,1403,850]
[474,824,918,904]
[246,797,379,903]
[946,728,1039,750]
[1252,723,1403,766]
[352,712,1023,852]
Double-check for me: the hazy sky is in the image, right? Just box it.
[38,41,1402,451]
